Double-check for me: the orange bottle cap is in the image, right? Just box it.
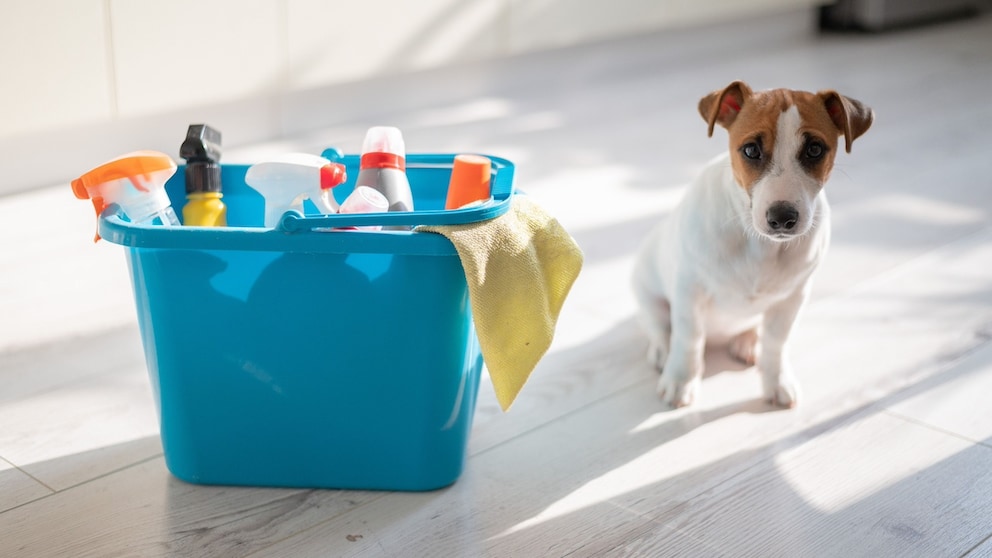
[444,154,492,210]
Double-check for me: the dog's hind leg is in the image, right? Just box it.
[729,327,760,365]
[634,290,671,372]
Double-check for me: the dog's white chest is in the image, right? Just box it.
[733,242,811,300]
[696,227,825,339]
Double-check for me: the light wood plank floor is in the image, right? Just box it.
[3,9,992,557]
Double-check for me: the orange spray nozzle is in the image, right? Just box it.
[71,177,108,242]
[71,151,178,242]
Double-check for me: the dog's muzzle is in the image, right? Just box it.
[766,201,799,233]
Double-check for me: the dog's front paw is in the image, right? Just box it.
[657,372,699,408]
[764,373,800,408]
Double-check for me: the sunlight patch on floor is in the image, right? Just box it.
[771,410,963,515]
[837,192,986,228]
[0,381,157,468]
[409,97,516,128]
[493,409,740,540]
[525,165,685,232]
[492,444,679,539]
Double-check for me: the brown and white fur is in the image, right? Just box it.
[632,81,873,408]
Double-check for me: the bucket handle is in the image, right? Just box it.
[277,154,516,233]
[275,201,509,232]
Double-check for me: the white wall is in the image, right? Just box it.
[0,0,818,191]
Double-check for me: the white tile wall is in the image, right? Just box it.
[109,0,284,118]
[667,0,821,28]
[507,0,818,53]
[507,0,667,53]
[0,0,815,190]
[285,0,505,90]
[0,0,114,139]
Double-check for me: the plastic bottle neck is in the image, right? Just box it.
[360,152,405,171]
[187,191,224,200]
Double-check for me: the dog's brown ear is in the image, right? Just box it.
[699,81,753,137]
[819,91,874,153]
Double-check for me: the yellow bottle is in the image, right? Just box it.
[183,191,227,226]
[180,124,227,227]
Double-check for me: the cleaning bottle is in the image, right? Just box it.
[355,126,414,213]
[244,153,347,228]
[71,150,181,242]
[336,186,389,231]
[180,124,226,226]
[444,154,492,209]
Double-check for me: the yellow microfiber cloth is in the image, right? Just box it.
[417,196,583,411]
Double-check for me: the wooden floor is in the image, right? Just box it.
[3,10,992,557]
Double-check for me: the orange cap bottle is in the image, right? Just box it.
[444,154,492,210]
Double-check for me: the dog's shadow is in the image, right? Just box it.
[701,342,752,379]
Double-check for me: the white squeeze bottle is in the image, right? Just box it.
[244,153,347,228]
[356,126,414,214]
[336,186,389,231]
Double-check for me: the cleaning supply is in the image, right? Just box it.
[444,154,492,209]
[244,153,347,228]
[336,186,389,231]
[71,150,181,242]
[355,126,414,213]
[180,123,226,227]
[416,196,584,411]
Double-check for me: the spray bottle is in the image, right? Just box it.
[244,153,347,228]
[180,124,226,226]
[355,126,414,214]
[71,151,181,241]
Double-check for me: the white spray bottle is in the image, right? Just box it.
[244,153,347,228]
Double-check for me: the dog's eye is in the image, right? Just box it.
[805,141,825,159]
[742,143,762,160]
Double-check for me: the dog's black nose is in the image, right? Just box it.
[767,202,799,231]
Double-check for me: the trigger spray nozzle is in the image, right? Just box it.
[244,153,348,228]
[180,124,223,195]
[71,150,180,241]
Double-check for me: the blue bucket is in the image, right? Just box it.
[99,152,514,490]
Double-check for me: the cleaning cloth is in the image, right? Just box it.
[417,196,583,411]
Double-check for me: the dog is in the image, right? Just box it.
[632,81,873,408]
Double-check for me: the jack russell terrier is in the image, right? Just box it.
[632,81,873,408]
